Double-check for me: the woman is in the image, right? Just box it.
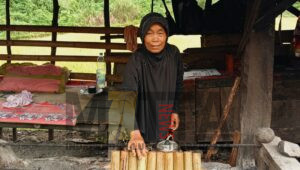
[122,12,184,159]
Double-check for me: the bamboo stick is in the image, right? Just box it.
[192,152,202,170]
[174,151,184,170]
[137,155,147,170]
[147,151,156,170]
[120,150,129,170]
[111,150,120,170]
[128,152,137,170]
[156,152,165,170]
[165,152,173,170]
[184,151,193,170]
[228,130,241,166]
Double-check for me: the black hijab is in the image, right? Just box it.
[138,12,170,60]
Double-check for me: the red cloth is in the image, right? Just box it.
[0,102,77,126]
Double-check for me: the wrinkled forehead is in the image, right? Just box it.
[146,22,167,33]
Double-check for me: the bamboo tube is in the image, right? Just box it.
[111,150,120,170]
[128,152,137,170]
[156,152,165,170]
[147,151,156,170]
[137,155,147,170]
[165,152,174,170]
[184,151,193,170]
[174,151,184,170]
[120,150,129,170]
[192,152,202,170]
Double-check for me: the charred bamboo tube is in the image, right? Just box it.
[137,155,147,170]
[184,151,193,170]
[111,150,120,170]
[165,152,174,170]
[147,151,156,170]
[174,151,184,170]
[120,150,129,170]
[156,152,165,170]
[193,152,202,170]
[128,152,137,170]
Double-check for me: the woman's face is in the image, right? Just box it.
[144,23,167,53]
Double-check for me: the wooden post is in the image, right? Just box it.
[137,155,147,170]
[228,130,241,166]
[165,152,173,170]
[128,152,137,170]
[156,152,165,170]
[48,129,54,141]
[237,3,275,168]
[193,152,202,170]
[147,151,156,170]
[174,151,184,170]
[120,150,129,170]
[5,0,11,64]
[12,128,17,142]
[104,0,112,85]
[0,127,3,139]
[111,150,120,170]
[51,0,59,64]
[184,151,193,170]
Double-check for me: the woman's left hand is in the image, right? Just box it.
[170,113,180,130]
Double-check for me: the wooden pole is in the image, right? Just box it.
[237,0,275,167]
[0,127,3,139]
[156,152,165,170]
[51,0,59,64]
[111,150,120,170]
[228,130,241,166]
[104,0,112,85]
[165,152,173,170]
[205,77,241,161]
[12,128,17,142]
[120,150,129,170]
[193,152,202,170]
[147,151,156,170]
[5,0,11,64]
[174,151,184,170]
[48,129,54,141]
[137,155,147,170]
[128,152,137,170]
[184,151,193,170]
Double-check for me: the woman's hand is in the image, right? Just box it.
[127,130,148,159]
[170,113,180,130]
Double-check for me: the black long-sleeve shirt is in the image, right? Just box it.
[122,43,184,143]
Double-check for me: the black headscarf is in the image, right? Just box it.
[138,12,170,60]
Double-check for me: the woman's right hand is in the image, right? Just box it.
[127,130,148,159]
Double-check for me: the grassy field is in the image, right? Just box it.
[0,16,297,73]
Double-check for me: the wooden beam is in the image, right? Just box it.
[104,56,129,64]
[0,25,124,34]
[70,73,96,80]
[106,74,123,83]
[237,14,275,168]
[5,0,11,64]
[51,0,59,64]
[254,0,298,31]
[236,0,262,58]
[0,54,98,62]
[287,6,300,16]
[0,40,127,49]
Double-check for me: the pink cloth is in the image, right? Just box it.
[6,64,62,76]
[0,77,61,93]
[2,90,33,108]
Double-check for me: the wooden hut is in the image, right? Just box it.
[0,0,299,168]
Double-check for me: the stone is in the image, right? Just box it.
[278,140,300,158]
[0,139,24,169]
[255,128,275,143]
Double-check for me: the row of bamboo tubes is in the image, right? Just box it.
[111,150,202,170]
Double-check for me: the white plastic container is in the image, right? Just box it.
[96,53,106,92]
